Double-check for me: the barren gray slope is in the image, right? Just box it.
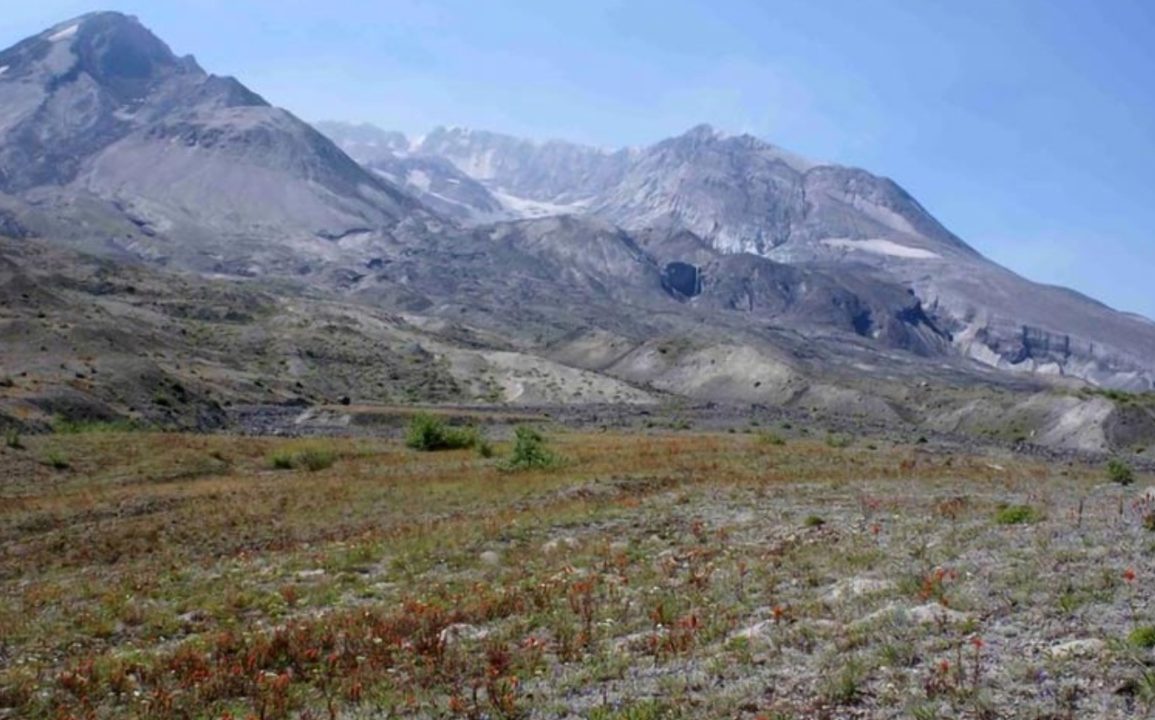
[0,13,423,263]
[371,121,1155,390]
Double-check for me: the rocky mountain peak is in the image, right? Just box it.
[1,12,197,92]
[676,123,725,143]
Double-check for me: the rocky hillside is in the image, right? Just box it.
[0,12,424,272]
[320,122,1155,391]
[2,13,1154,453]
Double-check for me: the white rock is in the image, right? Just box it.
[1048,639,1106,659]
[857,603,972,628]
[612,631,655,652]
[907,603,972,625]
[824,577,894,602]
[730,620,775,641]
[295,569,325,579]
[543,536,580,554]
[438,623,489,645]
[479,550,501,566]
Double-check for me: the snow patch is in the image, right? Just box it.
[493,190,585,220]
[822,238,940,260]
[0,66,8,76]
[406,169,432,192]
[371,168,400,184]
[48,24,79,42]
[849,196,919,235]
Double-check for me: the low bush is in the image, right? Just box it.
[405,414,478,452]
[1129,626,1155,649]
[826,433,853,448]
[4,428,22,449]
[994,504,1043,525]
[757,432,786,447]
[268,448,337,472]
[501,426,561,471]
[1108,458,1135,486]
[44,451,70,470]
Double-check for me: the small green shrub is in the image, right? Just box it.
[405,414,478,452]
[268,448,337,472]
[1144,512,1155,532]
[995,504,1043,525]
[757,432,786,447]
[1129,626,1155,649]
[4,428,22,450]
[44,451,70,470]
[477,440,495,459]
[501,426,561,472]
[297,449,337,472]
[1108,458,1135,486]
[804,515,826,528]
[826,433,853,448]
[269,452,295,470]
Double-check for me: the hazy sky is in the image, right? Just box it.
[4,1,1154,318]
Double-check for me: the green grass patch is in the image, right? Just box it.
[995,504,1044,525]
[1129,626,1155,649]
[268,448,337,472]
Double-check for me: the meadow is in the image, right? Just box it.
[1,423,1152,719]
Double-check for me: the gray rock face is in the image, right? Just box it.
[413,126,634,204]
[346,120,1155,389]
[362,154,505,222]
[311,121,409,164]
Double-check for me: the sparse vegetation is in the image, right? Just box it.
[757,431,787,446]
[1108,458,1135,486]
[3,428,21,449]
[825,432,853,448]
[404,413,479,451]
[994,504,1044,525]
[43,450,70,470]
[501,425,562,471]
[0,427,1148,718]
[268,447,337,471]
[1129,626,1155,649]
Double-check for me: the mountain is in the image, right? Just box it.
[319,122,1155,391]
[3,13,1155,454]
[0,13,424,273]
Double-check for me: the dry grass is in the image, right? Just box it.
[0,429,1151,718]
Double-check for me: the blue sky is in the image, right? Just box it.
[4,1,1154,318]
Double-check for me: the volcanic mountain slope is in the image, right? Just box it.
[0,14,976,412]
[0,235,668,432]
[1,11,1154,453]
[321,122,1155,390]
[0,12,426,273]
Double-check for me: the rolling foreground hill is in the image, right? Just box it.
[0,12,1154,454]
